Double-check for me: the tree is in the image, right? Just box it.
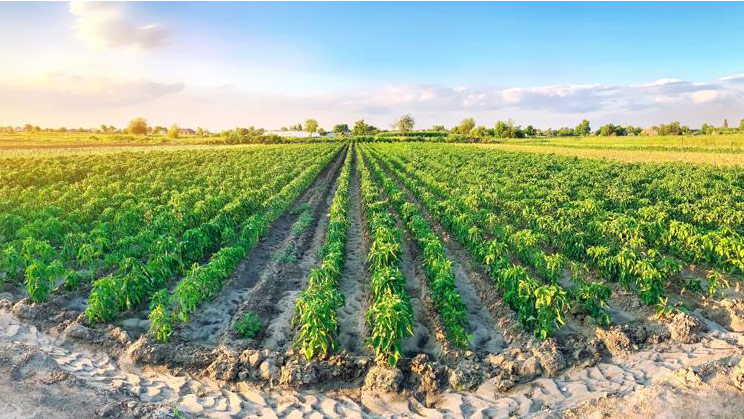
[332,124,350,135]
[739,118,744,132]
[304,119,319,136]
[167,124,179,139]
[431,125,446,132]
[493,120,524,138]
[393,114,415,132]
[352,120,368,136]
[575,119,591,136]
[524,125,536,137]
[724,119,729,131]
[701,123,714,135]
[455,117,475,135]
[128,117,148,135]
[317,128,327,136]
[196,127,205,137]
[469,126,489,139]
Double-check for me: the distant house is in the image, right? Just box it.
[178,128,196,136]
[266,130,320,138]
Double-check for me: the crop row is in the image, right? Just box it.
[365,147,613,326]
[362,145,571,339]
[292,145,353,359]
[362,149,471,348]
[148,147,342,341]
[357,146,414,366]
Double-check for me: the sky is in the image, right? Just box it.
[1,1,744,131]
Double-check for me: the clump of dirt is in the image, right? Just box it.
[364,365,404,393]
[556,332,601,367]
[532,339,566,377]
[280,351,369,388]
[704,298,744,332]
[128,335,216,371]
[596,326,632,355]
[205,346,370,389]
[731,358,744,392]
[448,352,487,390]
[667,312,705,343]
[406,353,448,406]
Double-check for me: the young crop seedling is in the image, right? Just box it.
[234,311,262,338]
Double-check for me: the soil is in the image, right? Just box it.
[335,151,368,354]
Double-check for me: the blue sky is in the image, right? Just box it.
[1,2,744,130]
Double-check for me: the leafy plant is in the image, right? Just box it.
[234,311,262,338]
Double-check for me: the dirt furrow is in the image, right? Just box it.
[225,146,346,352]
[336,151,367,354]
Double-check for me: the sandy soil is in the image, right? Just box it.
[3,306,744,418]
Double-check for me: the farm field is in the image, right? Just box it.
[2,141,744,418]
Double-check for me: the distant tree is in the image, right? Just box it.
[701,123,714,135]
[524,125,536,137]
[431,125,446,132]
[740,118,744,132]
[59,127,67,133]
[317,128,327,136]
[575,119,591,136]
[332,124,350,135]
[304,119,319,136]
[196,127,205,137]
[658,121,681,136]
[352,120,373,136]
[167,124,179,139]
[393,114,415,132]
[455,117,475,135]
[128,117,148,135]
[557,127,576,137]
[352,120,368,136]
[598,123,622,136]
[724,119,729,131]
[493,121,510,138]
[469,125,490,139]
[493,120,524,138]
[23,124,33,132]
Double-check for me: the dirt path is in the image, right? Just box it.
[223,148,346,352]
[446,247,506,355]
[336,151,367,354]
[398,229,442,358]
[179,148,345,348]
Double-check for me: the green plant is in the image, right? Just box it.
[234,311,262,338]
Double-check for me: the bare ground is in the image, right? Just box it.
[336,151,368,354]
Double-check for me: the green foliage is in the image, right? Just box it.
[234,311,262,338]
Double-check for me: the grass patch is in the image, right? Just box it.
[274,242,298,263]
[290,203,311,215]
[291,208,314,235]
[234,311,262,338]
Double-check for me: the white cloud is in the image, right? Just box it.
[70,1,169,50]
[2,71,744,130]
[690,89,724,104]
